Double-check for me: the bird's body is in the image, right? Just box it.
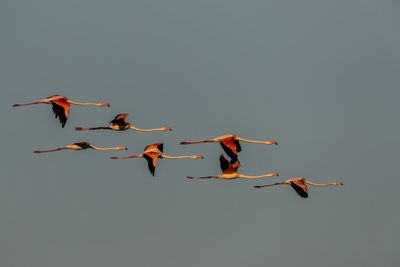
[111,143,203,176]
[13,95,110,127]
[181,134,277,161]
[34,142,127,153]
[75,113,172,132]
[254,177,343,198]
[187,154,278,180]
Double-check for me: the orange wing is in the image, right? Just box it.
[219,155,239,175]
[144,143,164,153]
[114,113,128,121]
[51,99,70,127]
[143,152,159,176]
[220,138,241,161]
[290,180,309,198]
[110,113,129,126]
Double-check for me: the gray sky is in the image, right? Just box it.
[1,1,399,266]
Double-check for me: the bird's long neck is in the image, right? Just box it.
[89,146,122,151]
[235,136,273,145]
[161,154,202,159]
[180,140,211,145]
[187,176,217,179]
[13,101,46,107]
[34,147,68,153]
[111,154,143,159]
[254,182,286,188]
[304,180,340,187]
[238,173,277,179]
[128,125,170,132]
[75,127,110,131]
[67,100,103,106]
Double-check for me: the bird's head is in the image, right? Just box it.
[266,141,278,145]
[118,146,128,150]
[99,102,110,107]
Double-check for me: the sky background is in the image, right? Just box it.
[1,0,399,266]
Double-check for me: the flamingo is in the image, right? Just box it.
[180,134,277,161]
[111,143,203,176]
[34,142,127,153]
[75,113,172,132]
[12,95,110,127]
[187,154,278,180]
[254,177,343,198]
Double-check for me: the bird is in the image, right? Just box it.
[34,142,127,153]
[180,134,277,161]
[75,113,172,132]
[12,94,110,127]
[187,154,278,180]
[254,177,343,198]
[110,143,203,176]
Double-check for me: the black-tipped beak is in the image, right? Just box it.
[275,142,278,145]
[276,173,279,176]
[125,147,128,150]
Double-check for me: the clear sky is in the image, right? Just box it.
[1,1,399,266]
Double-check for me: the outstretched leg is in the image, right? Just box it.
[180,140,211,145]
[13,101,46,107]
[75,127,111,131]
[34,147,69,153]
[110,155,141,159]
[187,176,217,179]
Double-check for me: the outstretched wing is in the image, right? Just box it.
[110,113,128,126]
[219,154,230,172]
[230,159,241,172]
[144,143,164,153]
[220,138,240,162]
[290,180,309,198]
[143,152,159,176]
[74,142,92,149]
[233,139,241,152]
[51,99,70,127]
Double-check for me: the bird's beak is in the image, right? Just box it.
[276,173,279,176]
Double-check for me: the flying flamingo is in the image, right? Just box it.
[187,154,278,180]
[254,177,343,198]
[75,113,172,132]
[34,142,127,153]
[111,143,203,176]
[180,134,277,161]
[13,95,110,127]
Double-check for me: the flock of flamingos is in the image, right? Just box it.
[13,94,343,198]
